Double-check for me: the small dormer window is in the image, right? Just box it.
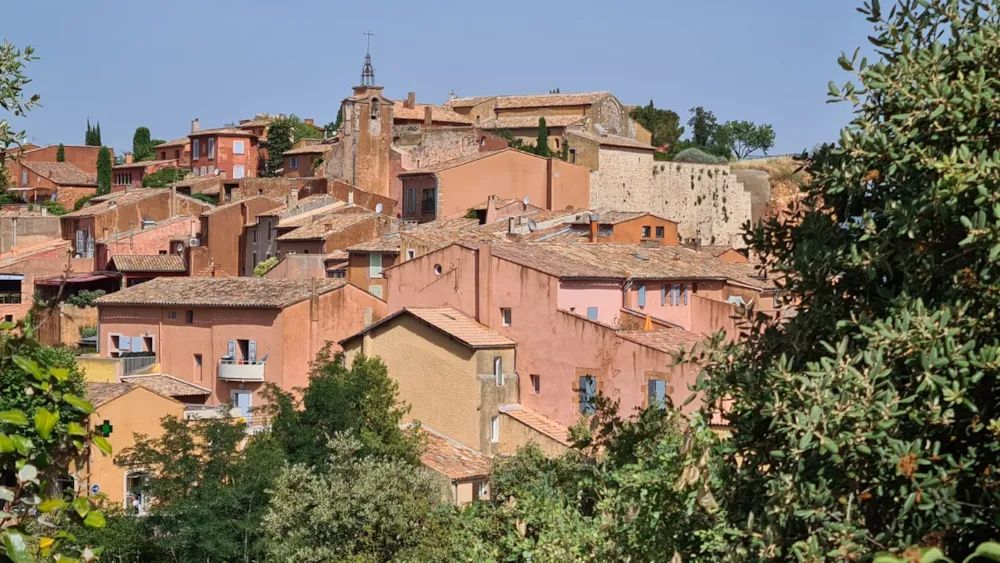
[370,98,380,119]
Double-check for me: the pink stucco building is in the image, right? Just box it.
[95,278,386,416]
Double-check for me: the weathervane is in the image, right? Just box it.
[361,30,376,86]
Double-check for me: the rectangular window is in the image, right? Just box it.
[421,189,436,213]
[648,379,668,409]
[21,170,27,185]
[252,251,257,266]
[185,310,194,324]
[194,353,202,367]
[289,156,299,169]
[192,139,200,159]
[586,307,598,321]
[125,472,149,515]
[683,285,689,305]
[501,308,512,326]
[656,226,665,238]
[3,314,12,323]
[233,165,245,179]
[642,226,652,238]
[200,166,207,176]
[252,230,257,243]
[578,375,597,414]
[672,284,682,306]
[368,285,384,299]
[406,249,415,260]
[661,284,667,306]
[168,311,177,320]
[233,141,245,155]
[208,138,215,159]
[569,148,577,163]
[490,415,500,443]
[637,285,646,308]
[193,354,203,382]
[530,374,540,394]
[369,253,383,278]
[494,356,503,386]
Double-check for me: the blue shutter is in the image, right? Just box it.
[249,340,257,362]
[131,336,144,352]
[637,285,646,308]
[668,284,675,306]
[683,285,689,305]
[586,307,599,321]
[227,340,236,360]
[118,336,130,351]
[661,285,667,306]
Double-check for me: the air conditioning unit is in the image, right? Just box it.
[188,238,201,247]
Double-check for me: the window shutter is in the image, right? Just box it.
[669,284,675,306]
[227,340,236,359]
[369,253,383,277]
[637,285,646,308]
[683,285,689,305]
[118,336,130,351]
[661,285,667,306]
[249,340,257,362]
[75,230,84,253]
[586,307,598,321]
[131,336,143,352]
[647,379,657,407]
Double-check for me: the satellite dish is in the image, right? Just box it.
[375,203,384,213]
[527,219,537,232]
[175,242,184,253]
[523,196,530,206]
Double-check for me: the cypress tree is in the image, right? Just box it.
[535,117,551,157]
[132,126,152,161]
[96,146,112,195]
[85,119,93,145]
[94,122,102,146]
[56,143,65,162]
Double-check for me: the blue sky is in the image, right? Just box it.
[4,0,873,157]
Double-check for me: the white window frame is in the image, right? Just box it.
[369,253,383,278]
[231,389,253,423]
[494,356,503,386]
[490,415,500,443]
[289,156,299,169]
[405,249,415,260]
[233,165,245,179]
[501,308,512,326]
[123,470,150,516]
[233,140,245,155]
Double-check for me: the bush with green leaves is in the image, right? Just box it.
[65,290,105,308]
[72,195,94,212]
[253,256,278,277]
[685,0,1000,559]
[140,165,187,188]
[673,147,728,164]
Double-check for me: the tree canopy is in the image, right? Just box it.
[141,165,187,188]
[131,126,154,161]
[262,119,293,177]
[84,120,101,146]
[56,143,65,162]
[630,101,684,149]
[95,146,111,194]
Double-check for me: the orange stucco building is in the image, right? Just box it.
[95,278,387,413]
[188,123,259,180]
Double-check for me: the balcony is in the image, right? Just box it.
[122,355,156,375]
[217,359,265,382]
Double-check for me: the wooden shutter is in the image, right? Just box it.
[661,285,667,306]
[227,340,235,359]
[369,253,383,278]
[638,285,646,308]
[249,340,257,362]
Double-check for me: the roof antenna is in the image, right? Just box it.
[361,30,376,86]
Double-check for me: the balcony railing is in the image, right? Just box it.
[0,292,22,304]
[122,355,156,375]
[217,359,265,382]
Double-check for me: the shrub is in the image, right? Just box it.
[73,194,95,211]
[65,289,105,308]
[253,256,278,277]
[673,147,727,164]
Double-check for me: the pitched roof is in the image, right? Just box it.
[155,137,190,148]
[283,143,334,156]
[398,149,510,176]
[446,91,609,110]
[499,404,571,446]
[276,212,377,241]
[97,215,196,244]
[0,239,71,269]
[112,159,177,170]
[107,254,187,273]
[341,306,516,349]
[62,188,171,218]
[616,328,705,354]
[392,101,472,125]
[201,195,283,217]
[119,374,211,397]
[476,115,584,129]
[569,211,676,226]
[347,233,401,253]
[189,127,256,138]
[418,426,492,481]
[567,129,654,151]
[95,277,349,308]
[20,161,97,186]
[86,382,134,407]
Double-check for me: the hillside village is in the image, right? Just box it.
[0,48,794,509]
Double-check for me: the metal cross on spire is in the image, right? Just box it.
[361,30,376,86]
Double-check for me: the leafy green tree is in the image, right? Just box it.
[56,143,65,162]
[253,256,278,277]
[0,41,39,153]
[630,101,684,148]
[131,126,153,162]
[115,414,286,563]
[0,327,111,562]
[262,119,293,177]
[40,199,67,216]
[150,138,165,148]
[286,114,323,141]
[263,433,448,562]
[94,123,101,146]
[717,120,775,160]
[261,349,422,467]
[686,0,1000,559]
[534,117,552,157]
[330,106,343,132]
[687,106,718,148]
[95,146,111,195]
[140,165,187,188]
[84,120,102,147]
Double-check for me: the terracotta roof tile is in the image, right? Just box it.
[499,404,571,446]
[20,162,97,186]
[398,150,508,176]
[347,233,401,253]
[283,143,334,156]
[617,328,705,354]
[95,277,348,308]
[62,188,182,218]
[476,115,584,129]
[156,137,190,148]
[97,215,196,244]
[446,91,609,110]
[189,127,256,138]
[569,211,676,226]
[277,212,377,241]
[392,101,472,125]
[108,254,186,273]
[418,426,491,480]
[341,306,515,349]
[0,240,71,269]
[112,159,177,170]
[119,374,211,397]
[86,382,134,407]
[201,196,283,217]
[566,129,653,150]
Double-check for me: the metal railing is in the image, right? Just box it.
[0,292,22,304]
[122,355,156,375]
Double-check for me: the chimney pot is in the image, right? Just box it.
[423,106,433,126]
[406,92,416,109]
[125,153,133,165]
[588,213,599,243]
[191,118,200,133]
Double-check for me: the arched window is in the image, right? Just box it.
[370,98,380,119]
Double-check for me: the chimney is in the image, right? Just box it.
[347,190,354,205]
[423,106,433,126]
[304,118,314,126]
[406,92,416,109]
[588,213,599,243]
[191,118,200,133]
[484,195,498,225]
[508,216,516,234]
[476,243,493,325]
[125,153,133,165]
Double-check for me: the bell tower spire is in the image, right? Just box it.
[361,30,376,86]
